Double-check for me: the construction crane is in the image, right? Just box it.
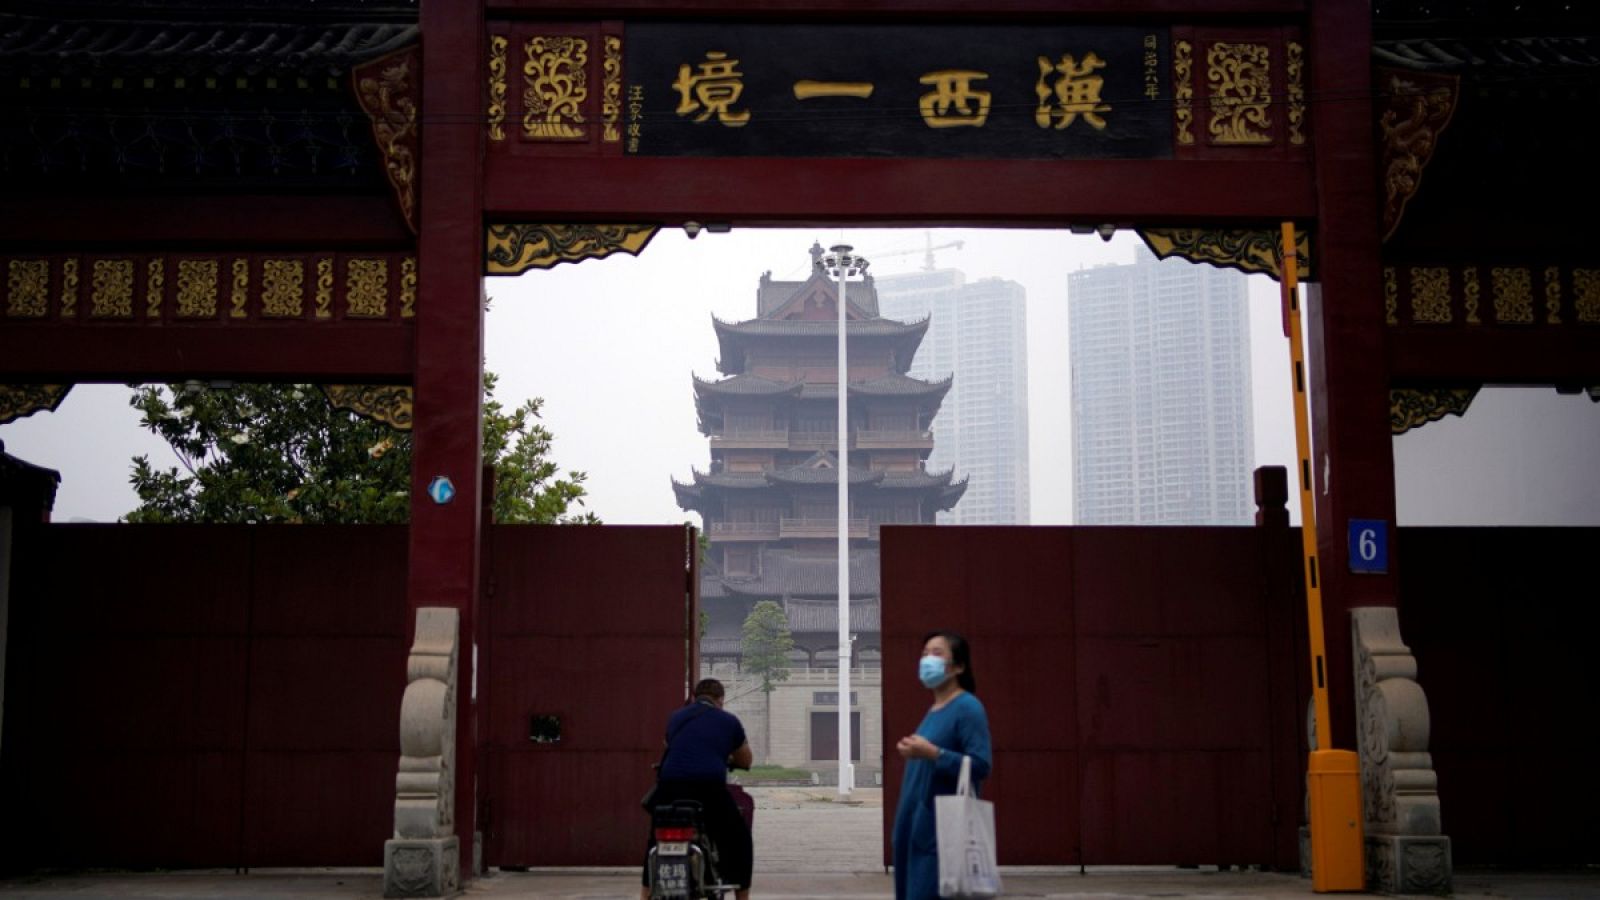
[867,231,965,272]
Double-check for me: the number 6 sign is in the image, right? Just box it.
[1348,519,1388,574]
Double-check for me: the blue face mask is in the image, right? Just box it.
[919,655,948,689]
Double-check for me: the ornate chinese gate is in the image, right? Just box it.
[4,0,1598,891]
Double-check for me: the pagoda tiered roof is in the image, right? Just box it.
[783,598,881,633]
[720,548,881,599]
[692,371,950,401]
[691,373,805,398]
[692,372,953,436]
[757,268,880,318]
[671,459,966,513]
[712,314,930,376]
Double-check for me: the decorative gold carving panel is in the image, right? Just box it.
[1386,262,1600,330]
[1286,42,1306,145]
[524,36,589,140]
[0,253,416,324]
[177,260,220,317]
[603,36,623,143]
[1409,267,1452,324]
[1544,266,1563,325]
[322,384,414,430]
[400,257,418,318]
[230,258,250,318]
[262,260,306,317]
[485,224,658,275]
[315,258,335,319]
[1491,267,1533,324]
[1138,227,1311,282]
[6,259,48,317]
[1391,387,1478,435]
[146,259,165,318]
[488,35,509,142]
[0,384,71,426]
[90,259,135,318]
[60,259,78,317]
[347,259,390,317]
[1462,267,1481,324]
[1575,269,1600,323]
[1384,267,1399,325]
[1173,41,1194,146]
[1206,42,1272,145]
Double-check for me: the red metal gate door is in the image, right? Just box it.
[484,525,696,866]
[881,525,1302,869]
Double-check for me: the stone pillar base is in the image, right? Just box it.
[384,836,460,898]
[1367,834,1451,895]
[1297,826,1311,878]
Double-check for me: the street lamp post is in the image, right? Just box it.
[823,244,866,798]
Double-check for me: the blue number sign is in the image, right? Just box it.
[1348,519,1388,574]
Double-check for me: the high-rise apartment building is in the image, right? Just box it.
[876,267,1031,525]
[1068,246,1254,524]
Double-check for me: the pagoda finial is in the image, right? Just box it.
[810,240,826,272]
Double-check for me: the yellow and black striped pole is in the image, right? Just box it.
[1279,221,1364,891]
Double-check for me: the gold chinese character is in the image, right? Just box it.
[673,51,751,126]
[793,80,874,100]
[1036,53,1111,131]
[918,70,990,128]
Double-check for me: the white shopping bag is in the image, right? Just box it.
[935,754,1001,899]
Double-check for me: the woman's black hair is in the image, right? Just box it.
[922,630,977,693]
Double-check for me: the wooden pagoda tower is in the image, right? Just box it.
[674,243,966,669]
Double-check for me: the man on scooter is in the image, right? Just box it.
[642,678,755,900]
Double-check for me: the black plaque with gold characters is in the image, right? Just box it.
[624,24,1171,159]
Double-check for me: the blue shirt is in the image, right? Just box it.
[658,700,747,782]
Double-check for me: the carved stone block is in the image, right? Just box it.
[384,837,459,898]
[1367,834,1452,895]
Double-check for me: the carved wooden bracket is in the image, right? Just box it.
[1390,386,1478,435]
[322,384,414,431]
[1139,226,1312,282]
[355,45,421,236]
[1379,68,1459,243]
[484,224,658,275]
[0,384,71,426]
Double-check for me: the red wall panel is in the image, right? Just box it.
[484,525,695,867]
[882,525,1299,869]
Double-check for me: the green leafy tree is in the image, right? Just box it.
[125,373,597,524]
[741,600,794,763]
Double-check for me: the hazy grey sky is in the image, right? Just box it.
[3,226,1596,527]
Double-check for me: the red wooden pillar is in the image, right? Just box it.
[1306,0,1398,751]
[410,0,487,875]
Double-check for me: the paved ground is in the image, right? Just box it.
[2,787,1595,898]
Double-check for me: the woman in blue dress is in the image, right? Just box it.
[891,630,992,900]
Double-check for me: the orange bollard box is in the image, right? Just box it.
[1308,749,1364,892]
